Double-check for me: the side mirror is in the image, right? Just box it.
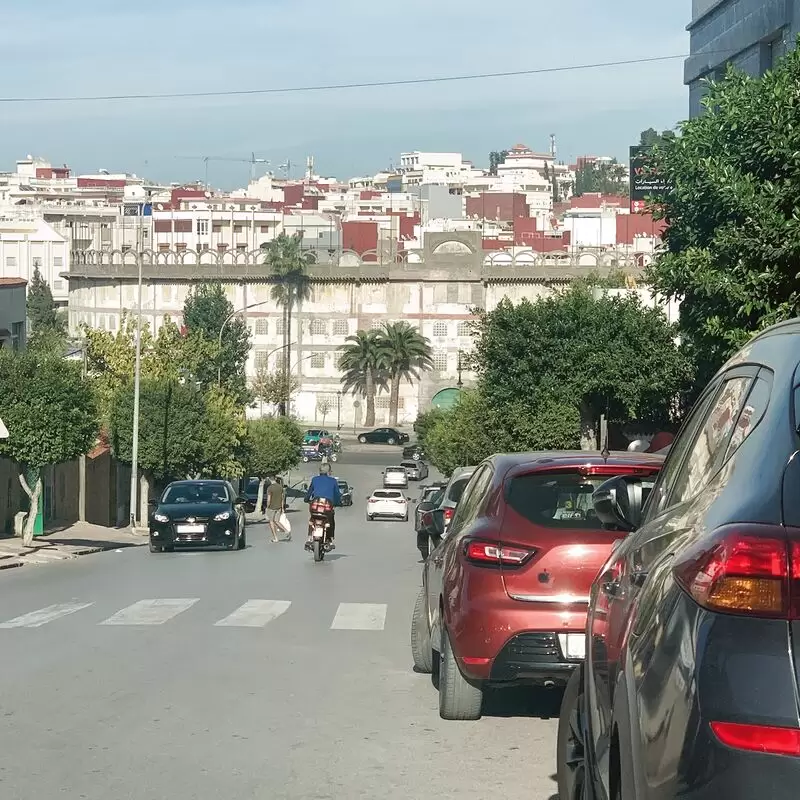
[593,476,644,532]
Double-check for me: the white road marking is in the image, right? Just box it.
[99,598,199,626]
[214,600,292,627]
[0,602,93,628]
[330,602,387,631]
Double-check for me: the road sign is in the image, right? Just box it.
[0,417,7,440]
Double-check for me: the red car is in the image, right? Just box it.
[410,451,663,720]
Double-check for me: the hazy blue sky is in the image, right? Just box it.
[0,0,690,187]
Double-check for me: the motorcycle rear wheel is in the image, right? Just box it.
[313,540,324,562]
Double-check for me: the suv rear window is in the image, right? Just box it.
[507,472,654,529]
[447,476,472,505]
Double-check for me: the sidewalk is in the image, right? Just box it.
[0,521,148,571]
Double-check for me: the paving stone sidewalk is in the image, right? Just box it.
[0,521,148,571]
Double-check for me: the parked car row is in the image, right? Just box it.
[411,320,800,800]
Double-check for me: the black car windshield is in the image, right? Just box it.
[162,483,230,504]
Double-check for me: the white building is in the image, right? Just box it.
[397,152,481,187]
[0,213,70,306]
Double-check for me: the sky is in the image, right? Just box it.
[0,0,691,187]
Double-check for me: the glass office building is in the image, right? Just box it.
[685,0,798,116]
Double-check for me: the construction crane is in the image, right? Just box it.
[174,153,270,188]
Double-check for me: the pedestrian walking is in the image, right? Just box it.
[265,477,288,542]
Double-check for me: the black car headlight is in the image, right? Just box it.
[153,512,169,523]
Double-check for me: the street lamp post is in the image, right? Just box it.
[336,390,342,430]
[129,251,144,531]
[456,350,464,389]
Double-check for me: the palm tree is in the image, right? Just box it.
[338,330,389,428]
[379,321,434,426]
[264,233,312,413]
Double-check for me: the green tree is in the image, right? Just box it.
[574,158,628,196]
[0,350,98,545]
[472,286,693,448]
[243,417,302,513]
[251,365,300,415]
[379,321,434,427]
[265,233,312,413]
[26,267,67,353]
[488,150,509,176]
[182,282,250,402]
[338,330,389,428]
[413,407,444,449]
[639,127,676,148]
[109,378,206,485]
[199,385,247,479]
[645,44,800,388]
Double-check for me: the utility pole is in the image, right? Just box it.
[129,251,144,531]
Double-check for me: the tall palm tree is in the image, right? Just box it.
[264,233,312,413]
[338,330,389,428]
[379,321,434,426]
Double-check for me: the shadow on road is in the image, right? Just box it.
[482,686,565,720]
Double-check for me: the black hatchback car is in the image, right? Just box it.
[358,427,409,445]
[557,319,800,800]
[149,480,247,553]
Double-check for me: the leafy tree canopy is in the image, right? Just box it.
[27,267,66,336]
[472,286,693,443]
[645,42,800,384]
[0,350,98,472]
[338,329,389,428]
[639,127,676,148]
[199,385,247,478]
[250,366,300,407]
[244,417,302,477]
[574,158,628,196]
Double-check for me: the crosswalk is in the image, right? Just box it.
[0,599,391,631]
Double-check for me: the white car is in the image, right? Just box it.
[366,489,409,521]
[382,466,409,489]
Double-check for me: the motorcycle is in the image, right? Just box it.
[304,496,334,562]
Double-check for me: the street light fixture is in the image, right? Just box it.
[456,350,464,389]
[217,300,274,385]
[129,251,144,531]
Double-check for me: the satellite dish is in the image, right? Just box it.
[0,417,8,439]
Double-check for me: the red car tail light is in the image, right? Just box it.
[673,524,800,619]
[711,721,800,757]
[444,507,454,523]
[464,539,536,567]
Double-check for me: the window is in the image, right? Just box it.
[457,321,471,336]
[5,256,16,267]
[446,283,459,303]
[53,280,64,291]
[433,351,448,371]
[108,315,117,331]
[254,349,268,370]
[433,322,448,337]
[507,472,614,530]
[471,284,483,306]
[254,318,268,336]
[310,319,327,335]
[54,256,63,267]
[446,473,475,505]
[309,352,326,369]
[236,244,247,252]
[196,219,209,236]
[375,396,390,410]
[449,465,493,535]
[370,319,383,330]
[276,317,285,335]
[333,319,348,336]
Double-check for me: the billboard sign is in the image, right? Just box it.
[629,145,672,213]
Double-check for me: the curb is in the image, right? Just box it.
[0,538,148,572]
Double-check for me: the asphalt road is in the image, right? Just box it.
[0,447,559,800]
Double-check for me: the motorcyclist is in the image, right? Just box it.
[304,463,341,548]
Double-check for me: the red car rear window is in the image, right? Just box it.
[506,472,652,530]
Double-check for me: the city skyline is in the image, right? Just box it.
[0,0,689,185]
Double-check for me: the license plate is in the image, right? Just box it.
[176,524,205,533]
[558,633,586,660]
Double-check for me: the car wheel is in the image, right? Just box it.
[413,453,421,461]
[387,437,396,445]
[149,541,161,553]
[404,513,409,522]
[411,587,433,673]
[438,627,483,720]
[358,435,367,443]
[557,663,594,800]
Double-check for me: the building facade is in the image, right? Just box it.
[685,0,797,116]
[66,232,653,427]
[0,277,26,351]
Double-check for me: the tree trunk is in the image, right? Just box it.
[365,366,376,427]
[18,472,42,547]
[389,373,401,427]
[580,402,597,450]
[255,477,267,519]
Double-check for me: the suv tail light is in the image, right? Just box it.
[464,539,536,567]
[673,524,800,619]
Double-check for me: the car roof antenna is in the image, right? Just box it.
[600,414,610,462]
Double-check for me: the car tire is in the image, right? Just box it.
[557,663,594,800]
[404,513,409,522]
[358,435,367,444]
[387,437,396,445]
[149,541,161,553]
[411,587,433,673]
[438,627,483,721]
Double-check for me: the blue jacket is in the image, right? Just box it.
[306,474,341,506]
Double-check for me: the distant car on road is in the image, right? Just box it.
[383,466,409,489]
[403,443,426,460]
[358,427,409,445]
[239,476,262,512]
[411,451,663,720]
[366,489,409,521]
[303,428,331,444]
[149,479,247,553]
[401,459,429,481]
[336,478,353,507]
